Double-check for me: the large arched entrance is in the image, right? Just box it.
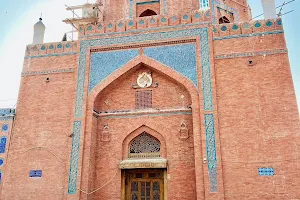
[82,56,202,200]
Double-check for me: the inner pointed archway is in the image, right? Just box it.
[139,9,158,17]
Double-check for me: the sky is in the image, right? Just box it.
[0,0,299,112]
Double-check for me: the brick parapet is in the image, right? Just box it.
[212,18,283,38]
[78,9,211,37]
[25,41,77,58]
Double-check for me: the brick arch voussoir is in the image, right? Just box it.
[122,124,167,160]
[88,54,199,111]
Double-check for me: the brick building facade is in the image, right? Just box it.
[0,0,299,199]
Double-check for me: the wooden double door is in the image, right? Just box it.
[125,169,164,200]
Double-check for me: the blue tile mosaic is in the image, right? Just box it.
[266,21,273,27]
[68,121,82,194]
[200,29,213,111]
[0,109,15,117]
[102,111,192,119]
[0,159,3,166]
[22,68,75,77]
[200,0,209,8]
[76,28,208,119]
[0,137,7,154]
[258,168,274,176]
[205,114,218,192]
[254,22,261,28]
[89,49,139,91]
[0,172,2,182]
[0,117,14,121]
[129,0,133,18]
[2,124,8,132]
[30,170,42,178]
[215,49,287,59]
[144,43,198,87]
[164,0,167,14]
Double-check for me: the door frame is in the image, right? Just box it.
[121,169,167,200]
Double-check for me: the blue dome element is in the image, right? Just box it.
[41,46,46,51]
[183,15,188,20]
[221,26,227,32]
[108,23,113,28]
[57,44,63,49]
[266,21,273,27]
[49,45,54,50]
[277,19,282,26]
[150,19,155,24]
[139,20,145,25]
[243,23,250,29]
[128,21,134,26]
[66,43,71,48]
[87,25,92,31]
[194,13,200,19]
[232,25,239,31]
[161,17,167,22]
[254,22,261,28]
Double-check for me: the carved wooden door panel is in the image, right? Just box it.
[126,170,164,200]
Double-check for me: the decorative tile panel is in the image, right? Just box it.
[144,43,198,87]
[24,52,76,59]
[205,114,218,192]
[2,124,8,132]
[0,109,15,117]
[0,159,4,166]
[258,168,274,176]
[0,137,7,154]
[129,0,133,18]
[30,170,42,178]
[163,0,167,14]
[22,68,74,77]
[89,49,139,91]
[0,117,14,121]
[68,121,82,194]
[215,49,288,59]
[76,28,206,119]
[200,29,213,111]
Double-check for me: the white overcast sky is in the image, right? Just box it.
[0,0,299,113]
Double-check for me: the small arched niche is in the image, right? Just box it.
[219,16,230,24]
[129,132,161,159]
[139,9,158,17]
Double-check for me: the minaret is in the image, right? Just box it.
[32,18,46,44]
[261,0,277,19]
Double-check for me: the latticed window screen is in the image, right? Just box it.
[136,90,152,109]
[129,132,160,158]
[200,0,209,8]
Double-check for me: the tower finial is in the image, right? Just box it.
[39,13,43,21]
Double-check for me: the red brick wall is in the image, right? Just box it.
[1,55,77,199]
[214,33,300,199]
